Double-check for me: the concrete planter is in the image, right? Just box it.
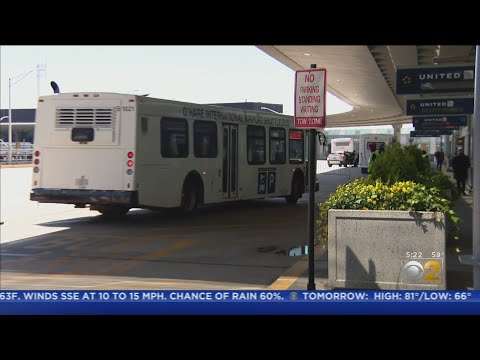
[328,209,446,290]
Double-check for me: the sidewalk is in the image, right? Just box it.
[270,165,474,290]
[442,164,473,290]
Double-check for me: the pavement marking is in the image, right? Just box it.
[44,255,74,274]
[0,253,32,257]
[0,271,261,290]
[95,234,172,254]
[99,238,197,275]
[267,258,308,290]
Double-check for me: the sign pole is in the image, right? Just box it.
[473,46,480,289]
[308,126,316,290]
[294,64,326,290]
[307,64,317,290]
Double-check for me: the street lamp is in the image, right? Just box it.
[8,69,35,163]
[260,106,282,114]
[0,116,9,156]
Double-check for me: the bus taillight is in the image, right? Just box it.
[126,152,134,174]
[34,151,40,166]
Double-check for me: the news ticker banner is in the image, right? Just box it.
[1,290,479,315]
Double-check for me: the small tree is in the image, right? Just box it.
[404,145,430,175]
[369,143,427,184]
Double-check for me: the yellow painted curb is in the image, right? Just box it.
[267,259,308,290]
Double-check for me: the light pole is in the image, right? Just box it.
[8,69,35,163]
[8,77,12,163]
[0,116,9,139]
[260,106,282,114]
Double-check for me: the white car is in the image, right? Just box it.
[327,152,346,167]
[327,151,359,167]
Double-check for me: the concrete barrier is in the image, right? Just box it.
[328,209,446,290]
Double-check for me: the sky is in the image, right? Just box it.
[0,46,354,118]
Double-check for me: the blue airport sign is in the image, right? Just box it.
[396,66,475,95]
[406,98,474,116]
[412,115,467,130]
[410,129,453,137]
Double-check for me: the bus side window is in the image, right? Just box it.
[247,125,265,165]
[270,127,286,164]
[161,117,188,158]
[194,120,217,158]
[141,117,148,134]
[289,130,304,164]
[169,134,179,157]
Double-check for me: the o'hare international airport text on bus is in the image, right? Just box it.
[30,92,316,215]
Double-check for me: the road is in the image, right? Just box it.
[0,162,361,289]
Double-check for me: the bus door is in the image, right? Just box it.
[222,124,238,199]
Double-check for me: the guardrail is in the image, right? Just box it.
[0,149,33,164]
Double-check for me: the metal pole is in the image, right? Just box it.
[307,64,317,290]
[473,46,480,289]
[8,78,12,164]
[308,128,316,290]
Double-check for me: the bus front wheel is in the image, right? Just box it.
[286,176,303,205]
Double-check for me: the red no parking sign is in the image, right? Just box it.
[294,68,326,129]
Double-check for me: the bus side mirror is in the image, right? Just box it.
[318,132,326,145]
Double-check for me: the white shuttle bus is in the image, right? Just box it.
[358,133,394,173]
[327,138,360,167]
[30,92,311,215]
[330,138,357,154]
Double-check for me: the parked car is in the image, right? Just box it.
[327,150,359,167]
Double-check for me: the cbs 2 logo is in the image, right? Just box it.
[402,260,442,282]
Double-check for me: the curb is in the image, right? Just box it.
[267,258,308,290]
[268,247,326,290]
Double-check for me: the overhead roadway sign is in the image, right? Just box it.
[294,68,326,129]
[396,66,475,95]
[406,97,474,116]
[412,115,467,130]
[410,129,453,137]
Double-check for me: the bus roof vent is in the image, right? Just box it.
[55,107,116,129]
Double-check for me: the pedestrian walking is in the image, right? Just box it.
[452,147,471,195]
[434,148,445,171]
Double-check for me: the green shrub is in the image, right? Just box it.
[404,145,431,175]
[369,143,430,184]
[369,143,457,200]
[418,171,459,201]
[316,178,459,251]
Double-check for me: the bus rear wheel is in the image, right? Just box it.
[181,183,198,212]
[96,205,130,216]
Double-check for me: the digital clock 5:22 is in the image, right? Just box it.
[406,252,444,258]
